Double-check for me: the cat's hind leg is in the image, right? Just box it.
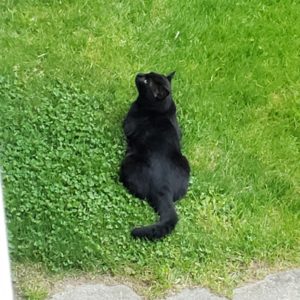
[120,156,150,200]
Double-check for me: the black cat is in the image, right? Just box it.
[120,71,190,240]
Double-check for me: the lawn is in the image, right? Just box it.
[0,0,299,298]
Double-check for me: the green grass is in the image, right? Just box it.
[1,0,300,298]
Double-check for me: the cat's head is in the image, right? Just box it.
[135,71,175,103]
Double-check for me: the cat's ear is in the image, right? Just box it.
[166,71,176,82]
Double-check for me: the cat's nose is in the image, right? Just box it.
[136,73,145,84]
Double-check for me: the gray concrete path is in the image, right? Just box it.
[233,269,300,300]
[50,284,142,300]
[49,269,300,300]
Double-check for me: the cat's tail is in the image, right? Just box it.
[131,192,178,240]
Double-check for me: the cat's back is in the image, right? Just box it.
[136,112,179,144]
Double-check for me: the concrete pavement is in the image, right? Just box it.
[49,269,300,300]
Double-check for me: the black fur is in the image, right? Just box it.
[120,71,190,240]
